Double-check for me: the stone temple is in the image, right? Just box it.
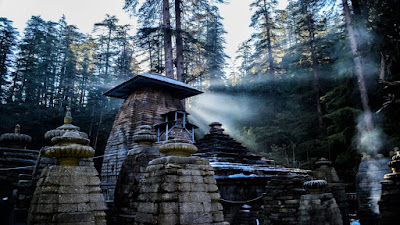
[100,73,202,204]
[2,72,399,225]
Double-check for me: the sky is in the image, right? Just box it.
[0,0,288,70]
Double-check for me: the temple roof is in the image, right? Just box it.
[103,72,203,99]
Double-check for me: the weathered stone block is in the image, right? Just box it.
[179,212,213,224]
[160,182,178,192]
[137,202,157,214]
[160,193,178,201]
[53,212,94,222]
[180,202,204,213]
[57,203,78,212]
[203,176,217,184]
[178,183,192,192]
[212,203,223,211]
[160,202,178,214]
[59,194,89,204]
[89,193,105,203]
[209,193,221,201]
[213,212,225,222]
[207,184,219,192]
[178,175,193,183]
[159,213,178,225]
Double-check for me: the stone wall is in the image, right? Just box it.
[259,174,310,225]
[101,88,184,201]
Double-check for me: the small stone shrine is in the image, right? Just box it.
[113,125,160,224]
[355,154,391,225]
[298,180,343,225]
[28,111,106,225]
[0,124,32,148]
[0,124,34,199]
[0,124,36,225]
[101,72,202,202]
[378,150,400,225]
[134,112,227,225]
[313,157,349,224]
[260,174,310,225]
[32,110,90,188]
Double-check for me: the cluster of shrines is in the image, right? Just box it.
[0,73,399,225]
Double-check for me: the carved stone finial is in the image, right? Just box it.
[44,131,94,166]
[384,150,400,180]
[304,180,327,194]
[209,122,224,134]
[64,110,73,124]
[44,110,86,142]
[159,139,198,157]
[15,124,20,134]
[132,125,157,144]
[315,157,332,166]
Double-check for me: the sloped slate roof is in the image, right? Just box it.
[103,73,203,99]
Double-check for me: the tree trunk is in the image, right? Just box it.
[380,52,385,81]
[308,23,323,127]
[263,0,275,76]
[163,0,174,79]
[175,0,184,82]
[105,27,112,81]
[343,0,374,131]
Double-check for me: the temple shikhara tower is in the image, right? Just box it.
[100,73,202,203]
